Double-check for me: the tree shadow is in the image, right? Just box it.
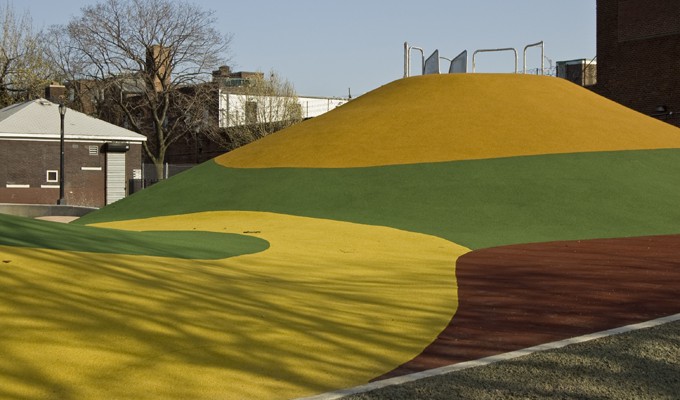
[0,216,459,399]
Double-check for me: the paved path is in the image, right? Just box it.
[34,216,79,223]
[380,234,680,379]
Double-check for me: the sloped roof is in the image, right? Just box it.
[0,98,146,142]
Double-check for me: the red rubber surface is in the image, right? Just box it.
[380,235,680,379]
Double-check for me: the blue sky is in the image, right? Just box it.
[25,0,595,98]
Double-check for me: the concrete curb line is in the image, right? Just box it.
[0,203,97,218]
[298,313,680,400]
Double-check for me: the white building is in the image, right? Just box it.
[218,91,347,128]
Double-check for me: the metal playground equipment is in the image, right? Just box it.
[404,41,544,77]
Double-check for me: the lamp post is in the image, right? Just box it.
[57,102,67,205]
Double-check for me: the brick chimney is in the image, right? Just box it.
[212,65,232,79]
[45,84,66,103]
[146,45,172,92]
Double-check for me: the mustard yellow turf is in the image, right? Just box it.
[0,211,468,399]
[217,74,680,168]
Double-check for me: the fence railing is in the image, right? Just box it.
[139,163,195,188]
[404,40,547,76]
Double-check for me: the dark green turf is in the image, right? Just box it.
[0,213,269,259]
[75,149,680,249]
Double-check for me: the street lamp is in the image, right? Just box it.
[57,102,67,205]
[652,105,675,120]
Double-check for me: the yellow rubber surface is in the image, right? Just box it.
[216,74,680,168]
[0,211,468,399]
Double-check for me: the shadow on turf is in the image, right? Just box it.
[0,247,442,398]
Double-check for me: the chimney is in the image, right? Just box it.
[146,45,172,92]
[45,84,66,103]
[213,65,232,79]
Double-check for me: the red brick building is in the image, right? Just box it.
[0,99,146,207]
[594,0,680,127]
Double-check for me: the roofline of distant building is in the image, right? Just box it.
[0,133,147,142]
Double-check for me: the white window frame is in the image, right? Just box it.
[46,170,59,183]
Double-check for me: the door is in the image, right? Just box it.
[106,152,126,204]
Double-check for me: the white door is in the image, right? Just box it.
[106,153,126,204]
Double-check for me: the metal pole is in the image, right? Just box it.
[404,42,410,78]
[58,104,66,205]
[404,42,425,76]
[523,41,544,74]
[539,43,545,73]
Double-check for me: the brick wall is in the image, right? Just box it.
[1,140,142,207]
[0,140,105,206]
[126,143,142,180]
[594,0,680,127]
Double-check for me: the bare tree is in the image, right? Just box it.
[206,71,302,150]
[0,3,54,107]
[49,0,231,180]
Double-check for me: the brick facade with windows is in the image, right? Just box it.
[0,99,146,207]
[0,139,142,207]
[594,0,680,127]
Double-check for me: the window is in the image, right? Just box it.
[46,170,58,182]
[89,145,99,156]
[245,101,258,125]
[223,78,250,87]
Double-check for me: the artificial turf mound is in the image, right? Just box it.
[217,74,680,168]
[80,73,680,248]
[4,74,680,399]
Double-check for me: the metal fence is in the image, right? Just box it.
[404,40,550,76]
[139,163,196,188]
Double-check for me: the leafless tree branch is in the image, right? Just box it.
[48,0,232,179]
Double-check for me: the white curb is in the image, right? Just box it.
[298,313,680,399]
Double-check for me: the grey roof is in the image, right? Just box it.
[0,98,146,142]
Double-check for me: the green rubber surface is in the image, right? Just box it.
[77,149,680,249]
[0,213,269,259]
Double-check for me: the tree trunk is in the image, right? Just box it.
[154,161,164,182]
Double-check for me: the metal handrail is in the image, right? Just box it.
[523,41,544,74]
[472,48,518,73]
[403,42,425,77]
[411,46,424,75]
